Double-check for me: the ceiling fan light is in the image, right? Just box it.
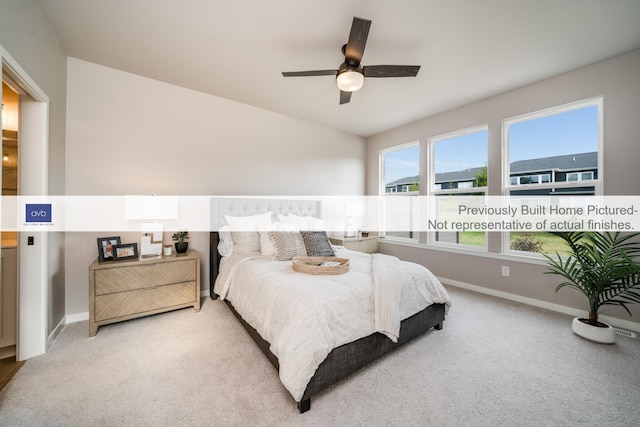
[336,70,364,92]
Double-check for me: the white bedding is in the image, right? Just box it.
[214,247,451,402]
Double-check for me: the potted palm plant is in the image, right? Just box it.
[172,230,189,254]
[544,231,640,343]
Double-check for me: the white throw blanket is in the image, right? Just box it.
[371,253,403,342]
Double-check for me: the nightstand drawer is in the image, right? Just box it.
[94,281,196,321]
[95,259,196,294]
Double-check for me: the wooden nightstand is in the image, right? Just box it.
[89,250,200,336]
[329,236,379,253]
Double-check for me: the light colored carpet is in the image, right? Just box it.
[0,286,638,426]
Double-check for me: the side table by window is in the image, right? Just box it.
[329,236,379,253]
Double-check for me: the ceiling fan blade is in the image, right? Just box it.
[344,17,371,66]
[363,65,421,78]
[282,70,338,77]
[339,90,352,105]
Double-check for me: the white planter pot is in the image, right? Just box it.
[571,317,615,344]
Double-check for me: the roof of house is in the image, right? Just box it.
[385,152,597,186]
[435,166,485,183]
[510,151,597,174]
[386,175,420,187]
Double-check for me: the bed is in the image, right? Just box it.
[208,198,450,413]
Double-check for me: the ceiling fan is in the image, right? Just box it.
[282,17,421,105]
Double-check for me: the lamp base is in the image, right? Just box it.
[141,235,162,257]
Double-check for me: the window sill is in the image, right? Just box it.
[378,237,549,266]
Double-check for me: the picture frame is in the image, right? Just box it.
[97,236,121,262]
[112,243,139,261]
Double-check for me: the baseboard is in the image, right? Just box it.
[64,293,208,326]
[65,312,89,324]
[598,315,640,335]
[439,277,640,334]
[47,317,66,348]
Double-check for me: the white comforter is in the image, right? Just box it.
[214,247,450,402]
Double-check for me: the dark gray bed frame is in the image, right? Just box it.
[209,232,445,413]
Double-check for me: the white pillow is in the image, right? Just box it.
[287,213,324,231]
[231,231,261,253]
[217,225,234,257]
[258,222,297,256]
[224,211,272,253]
[224,211,272,230]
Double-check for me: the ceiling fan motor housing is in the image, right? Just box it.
[336,63,364,92]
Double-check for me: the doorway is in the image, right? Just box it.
[1,81,19,360]
[2,48,50,362]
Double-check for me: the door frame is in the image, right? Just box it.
[1,45,50,361]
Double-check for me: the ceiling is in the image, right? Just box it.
[37,0,640,137]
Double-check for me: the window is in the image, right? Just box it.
[503,97,602,255]
[430,126,488,248]
[381,143,419,240]
[511,174,551,185]
[566,171,594,182]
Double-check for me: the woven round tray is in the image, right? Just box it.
[292,256,350,275]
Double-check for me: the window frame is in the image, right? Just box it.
[428,124,489,250]
[501,96,604,256]
[380,141,421,242]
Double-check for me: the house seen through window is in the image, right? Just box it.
[504,98,601,254]
[431,126,488,247]
[381,143,419,240]
[379,97,602,257]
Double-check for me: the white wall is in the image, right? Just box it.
[0,0,67,342]
[65,58,366,317]
[367,49,640,330]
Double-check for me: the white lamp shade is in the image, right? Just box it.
[125,195,178,220]
[346,199,366,217]
[336,70,364,92]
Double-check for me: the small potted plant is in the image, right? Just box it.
[544,231,640,343]
[171,230,189,254]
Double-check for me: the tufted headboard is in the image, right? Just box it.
[209,197,323,298]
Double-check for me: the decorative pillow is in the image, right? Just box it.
[287,213,324,231]
[300,231,335,257]
[268,231,307,261]
[217,225,234,256]
[224,211,272,254]
[258,222,297,256]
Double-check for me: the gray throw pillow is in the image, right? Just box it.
[300,231,335,257]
